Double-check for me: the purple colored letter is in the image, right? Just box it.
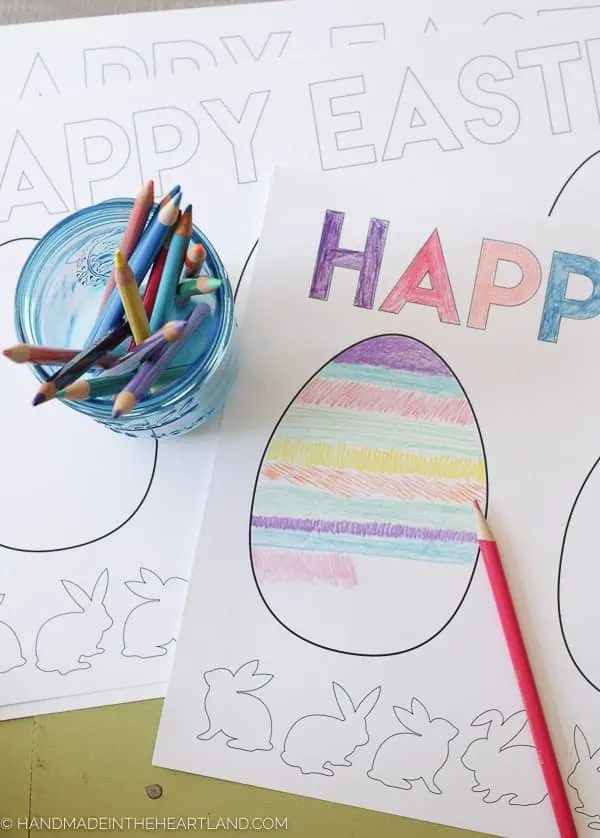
[309,210,388,308]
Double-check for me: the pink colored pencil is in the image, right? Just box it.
[3,344,116,369]
[473,502,578,838]
[98,179,155,311]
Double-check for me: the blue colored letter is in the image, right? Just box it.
[538,251,600,342]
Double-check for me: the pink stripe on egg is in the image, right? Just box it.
[296,378,473,425]
[253,547,358,587]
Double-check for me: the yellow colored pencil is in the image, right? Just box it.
[114,248,151,345]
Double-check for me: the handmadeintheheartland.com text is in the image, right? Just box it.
[0,816,288,831]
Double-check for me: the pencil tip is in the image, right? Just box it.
[114,248,125,269]
[172,193,182,208]
[113,409,122,418]
[472,501,494,541]
[32,392,46,406]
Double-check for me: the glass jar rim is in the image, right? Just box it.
[14,198,234,422]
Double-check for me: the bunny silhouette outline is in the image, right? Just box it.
[567,725,600,830]
[368,697,458,793]
[35,569,113,675]
[196,659,274,751]
[0,593,26,673]
[122,567,188,659]
[460,709,547,806]
[281,682,381,776]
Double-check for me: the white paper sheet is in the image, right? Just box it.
[4,12,600,720]
[2,0,600,103]
[153,164,600,838]
[0,0,486,101]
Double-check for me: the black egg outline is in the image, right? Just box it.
[550,152,600,693]
[0,236,159,554]
[247,332,489,657]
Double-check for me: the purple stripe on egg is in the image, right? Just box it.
[251,515,477,543]
[334,336,452,377]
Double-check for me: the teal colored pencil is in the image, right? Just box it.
[149,205,192,332]
[56,364,188,401]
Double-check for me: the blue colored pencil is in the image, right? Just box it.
[84,194,181,347]
[113,302,212,416]
[149,204,192,333]
[147,184,180,227]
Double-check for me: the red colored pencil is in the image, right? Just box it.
[473,502,577,838]
[98,179,155,311]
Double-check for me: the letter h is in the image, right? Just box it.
[309,209,388,308]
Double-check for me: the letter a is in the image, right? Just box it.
[379,229,459,324]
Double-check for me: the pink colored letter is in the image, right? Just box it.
[379,229,459,324]
[468,239,541,329]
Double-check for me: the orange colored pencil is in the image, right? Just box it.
[184,243,206,277]
[473,502,578,838]
[98,179,154,311]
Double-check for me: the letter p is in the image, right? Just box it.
[468,239,542,329]
[538,251,600,342]
[309,209,388,308]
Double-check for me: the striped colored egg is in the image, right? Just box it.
[249,334,487,655]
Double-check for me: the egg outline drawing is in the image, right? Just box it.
[557,454,600,694]
[549,149,600,691]
[548,149,600,218]
[0,236,158,554]
[247,332,489,657]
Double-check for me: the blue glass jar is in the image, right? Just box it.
[14,198,237,439]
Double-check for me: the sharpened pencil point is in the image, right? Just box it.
[113,409,122,418]
[473,501,494,541]
[32,392,46,406]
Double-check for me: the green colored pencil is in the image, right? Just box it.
[177,276,222,297]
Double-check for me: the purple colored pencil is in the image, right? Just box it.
[113,302,212,416]
[98,320,187,378]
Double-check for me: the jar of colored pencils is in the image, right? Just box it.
[12,189,237,439]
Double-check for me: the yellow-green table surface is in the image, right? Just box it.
[0,699,495,837]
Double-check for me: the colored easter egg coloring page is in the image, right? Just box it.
[250,334,487,656]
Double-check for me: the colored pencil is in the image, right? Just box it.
[184,243,206,277]
[149,204,192,333]
[98,179,154,312]
[97,320,187,378]
[114,248,151,345]
[3,345,116,369]
[146,184,180,228]
[113,301,211,417]
[33,319,131,406]
[177,276,222,297]
[84,193,181,347]
[57,364,188,401]
[473,502,578,838]
[125,221,177,353]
